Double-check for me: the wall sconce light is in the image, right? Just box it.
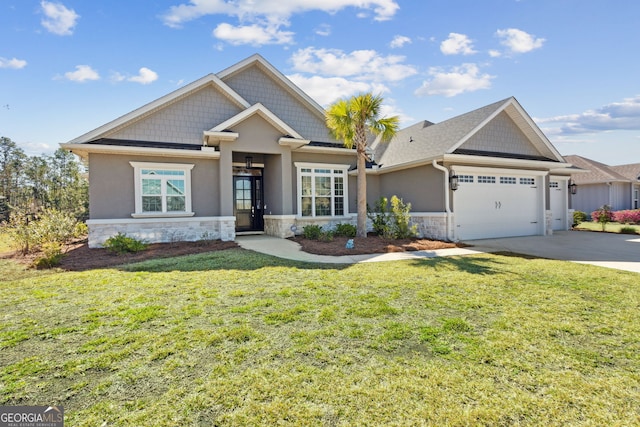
[245,156,253,169]
[449,173,459,191]
[568,179,578,195]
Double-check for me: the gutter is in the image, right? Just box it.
[432,159,454,241]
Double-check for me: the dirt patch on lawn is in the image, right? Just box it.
[290,234,465,256]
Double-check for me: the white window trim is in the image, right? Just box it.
[130,161,195,218]
[294,162,350,218]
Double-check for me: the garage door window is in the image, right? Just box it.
[459,175,474,183]
[478,176,496,184]
[521,178,536,185]
[500,177,517,184]
[549,181,559,188]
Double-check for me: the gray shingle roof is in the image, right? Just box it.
[564,155,630,184]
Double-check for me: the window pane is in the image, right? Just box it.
[142,179,161,195]
[142,196,162,212]
[315,176,331,196]
[167,196,185,211]
[301,176,312,196]
[315,197,331,216]
[301,197,312,216]
[167,179,185,195]
[334,177,344,196]
[334,197,344,216]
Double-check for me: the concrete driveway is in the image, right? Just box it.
[470,230,640,274]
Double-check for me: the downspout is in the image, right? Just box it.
[432,160,454,241]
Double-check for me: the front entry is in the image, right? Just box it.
[233,173,264,232]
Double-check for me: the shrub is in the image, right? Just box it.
[32,208,79,246]
[573,210,588,226]
[613,209,640,225]
[389,195,417,239]
[302,224,323,240]
[591,205,613,231]
[367,197,391,238]
[103,233,148,254]
[620,226,638,235]
[33,242,65,269]
[3,210,39,254]
[334,223,357,238]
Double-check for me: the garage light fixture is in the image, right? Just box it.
[449,173,459,191]
[245,156,253,169]
[568,179,578,195]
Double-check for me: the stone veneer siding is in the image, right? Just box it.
[86,217,236,248]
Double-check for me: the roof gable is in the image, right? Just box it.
[210,103,303,139]
[377,97,565,168]
[218,54,334,143]
[68,74,250,144]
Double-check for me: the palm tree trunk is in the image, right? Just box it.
[356,143,367,238]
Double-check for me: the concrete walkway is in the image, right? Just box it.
[236,231,640,274]
[235,234,483,264]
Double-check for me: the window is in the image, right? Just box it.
[549,181,559,188]
[500,177,517,184]
[130,162,194,217]
[296,163,349,217]
[458,175,474,183]
[478,176,496,184]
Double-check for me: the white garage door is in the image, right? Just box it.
[549,179,568,231]
[453,169,544,240]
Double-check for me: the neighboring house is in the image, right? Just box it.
[61,54,576,247]
[563,155,640,213]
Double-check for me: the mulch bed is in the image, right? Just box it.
[290,234,464,256]
[2,235,465,271]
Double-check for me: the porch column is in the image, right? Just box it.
[281,150,293,214]
[219,142,233,216]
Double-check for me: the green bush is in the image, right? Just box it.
[573,210,588,226]
[33,242,65,269]
[33,208,79,246]
[390,195,417,239]
[367,197,391,238]
[620,226,638,235]
[334,223,357,238]
[302,225,323,240]
[103,233,148,254]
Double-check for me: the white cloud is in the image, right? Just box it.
[63,65,99,82]
[440,33,476,55]
[315,23,331,37]
[128,67,159,84]
[0,57,27,69]
[414,63,494,97]
[537,95,640,135]
[287,74,377,106]
[495,28,545,54]
[390,35,411,49]
[162,0,398,45]
[290,47,417,82]
[213,22,294,45]
[40,1,79,36]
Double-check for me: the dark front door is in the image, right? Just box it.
[234,176,264,232]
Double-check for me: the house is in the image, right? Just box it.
[564,155,640,213]
[61,54,576,248]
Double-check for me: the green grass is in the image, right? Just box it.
[0,231,14,253]
[1,248,639,426]
[575,221,640,234]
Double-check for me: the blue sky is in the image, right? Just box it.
[1,0,639,165]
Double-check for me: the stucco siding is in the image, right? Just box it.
[231,114,290,154]
[223,65,333,143]
[88,153,220,219]
[107,85,242,145]
[379,166,445,212]
[462,111,541,157]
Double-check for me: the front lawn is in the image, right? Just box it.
[574,221,640,234]
[1,249,639,425]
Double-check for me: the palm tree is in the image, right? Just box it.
[326,93,399,238]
